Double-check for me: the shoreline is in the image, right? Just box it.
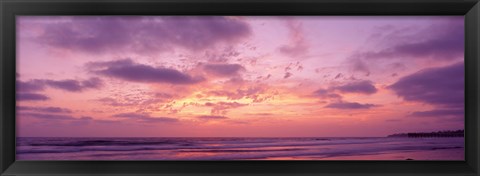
[261,148,464,160]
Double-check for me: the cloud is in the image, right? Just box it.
[244,113,274,116]
[80,116,93,120]
[154,93,174,99]
[17,77,103,92]
[112,112,178,123]
[38,80,70,91]
[141,117,179,123]
[89,59,204,84]
[197,115,228,120]
[334,73,343,79]
[19,112,75,120]
[353,18,463,61]
[349,58,371,76]
[388,62,464,108]
[325,101,377,109]
[203,63,245,77]
[96,97,136,107]
[312,80,377,100]
[204,101,248,115]
[26,16,251,54]
[19,112,119,125]
[332,80,377,94]
[17,80,46,92]
[17,106,73,113]
[385,119,402,122]
[278,20,309,57]
[410,108,463,118]
[17,93,50,101]
[43,78,103,92]
[79,77,103,89]
[207,86,266,101]
[312,89,342,100]
[283,72,293,79]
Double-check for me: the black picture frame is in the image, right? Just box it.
[1,0,479,175]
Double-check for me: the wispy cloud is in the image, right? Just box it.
[112,113,179,123]
[197,115,228,120]
[204,101,248,115]
[352,19,463,61]
[325,101,377,109]
[278,20,309,57]
[332,80,377,94]
[18,106,73,113]
[25,16,251,54]
[203,63,245,77]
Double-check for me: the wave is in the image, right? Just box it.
[16,137,465,160]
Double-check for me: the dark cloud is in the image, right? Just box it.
[312,89,342,100]
[203,63,245,77]
[312,80,377,101]
[17,77,103,92]
[197,115,228,120]
[30,16,251,54]
[17,80,46,92]
[17,106,73,113]
[334,73,343,79]
[89,59,203,85]
[44,78,103,92]
[283,72,293,79]
[325,101,376,109]
[410,108,464,118]
[17,93,50,101]
[332,80,377,94]
[388,62,464,108]
[112,112,178,123]
[80,77,103,89]
[43,80,84,91]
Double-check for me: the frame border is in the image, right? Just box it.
[1,0,479,175]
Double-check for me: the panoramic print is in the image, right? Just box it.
[16,16,464,160]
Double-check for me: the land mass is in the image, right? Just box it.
[387,130,464,138]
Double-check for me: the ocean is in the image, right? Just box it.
[16,137,464,160]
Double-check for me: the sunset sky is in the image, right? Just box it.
[16,16,464,137]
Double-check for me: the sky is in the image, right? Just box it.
[16,16,464,137]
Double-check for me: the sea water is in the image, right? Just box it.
[16,137,464,160]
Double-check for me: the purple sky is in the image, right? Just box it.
[16,16,464,137]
